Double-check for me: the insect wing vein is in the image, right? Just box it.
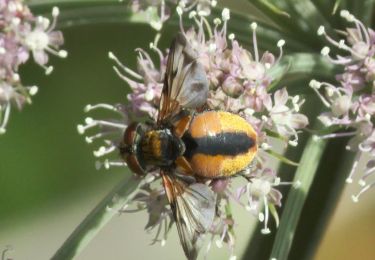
[162,173,216,260]
[157,33,209,125]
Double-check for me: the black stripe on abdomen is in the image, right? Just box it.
[183,132,255,159]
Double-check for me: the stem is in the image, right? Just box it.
[270,137,326,260]
[288,137,353,259]
[51,174,144,260]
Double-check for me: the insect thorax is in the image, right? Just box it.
[140,129,184,168]
[120,122,185,174]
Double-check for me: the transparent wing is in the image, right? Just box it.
[157,33,209,125]
[161,171,216,260]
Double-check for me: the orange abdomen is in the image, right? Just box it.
[182,111,257,178]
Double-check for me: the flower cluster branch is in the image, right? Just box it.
[0,0,66,133]
[312,10,375,202]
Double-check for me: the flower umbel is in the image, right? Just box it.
[314,10,375,201]
[79,8,307,258]
[129,0,217,30]
[0,1,66,134]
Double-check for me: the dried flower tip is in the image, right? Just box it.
[261,143,271,150]
[292,94,300,103]
[277,39,285,48]
[189,11,197,18]
[45,66,54,75]
[309,79,321,89]
[29,86,39,96]
[222,8,230,21]
[108,51,116,60]
[11,16,21,27]
[52,7,60,17]
[84,105,92,112]
[258,212,265,222]
[85,117,94,124]
[337,39,346,49]
[244,108,255,115]
[273,177,281,186]
[250,22,257,30]
[176,6,183,16]
[77,124,86,134]
[84,103,119,113]
[93,146,106,157]
[144,89,155,101]
[340,10,354,22]
[12,73,20,81]
[93,145,116,157]
[150,21,162,31]
[351,195,359,203]
[321,46,330,56]
[317,26,325,36]
[208,43,217,53]
[213,18,221,25]
[85,136,94,143]
[95,160,112,170]
[358,179,366,187]
[58,50,68,58]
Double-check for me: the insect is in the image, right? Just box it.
[120,33,257,260]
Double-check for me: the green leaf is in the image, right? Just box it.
[269,136,326,259]
[29,1,152,29]
[245,0,294,30]
[51,174,144,260]
[268,53,336,90]
[284,0,333,36]
[246,0,321,50]
[288,137,353,259]
[332,0,342,14]
[29,0,318,54]
[348,0,375,26]
[264,149,300,167]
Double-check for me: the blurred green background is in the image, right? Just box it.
[0,2,375,260]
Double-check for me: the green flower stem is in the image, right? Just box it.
[288,137,353,259]
[270,136,326,260]
[51,174,144,260]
